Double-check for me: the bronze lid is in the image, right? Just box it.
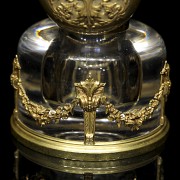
[39,0,141,34]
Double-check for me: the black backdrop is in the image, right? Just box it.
[0,1,179,179]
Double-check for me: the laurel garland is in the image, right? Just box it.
[11,55,171,130]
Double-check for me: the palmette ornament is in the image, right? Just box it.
[10,0,171,175]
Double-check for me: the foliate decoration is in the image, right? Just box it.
[11,56,171,133]
[160,61,171,98]
[74,77,106,144]
[49,0,130,29]
[102,61,171,130]
[10,55,21,90]
[10,56,78,126]
[74,77,106,112]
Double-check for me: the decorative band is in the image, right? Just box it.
[10,55,171,144]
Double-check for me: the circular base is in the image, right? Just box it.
[11,115,169,174]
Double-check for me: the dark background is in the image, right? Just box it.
[0,0,179,179]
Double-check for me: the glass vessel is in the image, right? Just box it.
[17,18,166,140]
[10,0,171,175]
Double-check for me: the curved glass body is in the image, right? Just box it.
[17,18,166,141]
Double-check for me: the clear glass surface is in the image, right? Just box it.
[17,18,166,141]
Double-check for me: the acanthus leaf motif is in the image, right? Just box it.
[49,0,130,28]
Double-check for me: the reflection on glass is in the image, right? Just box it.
[17,18,166,141]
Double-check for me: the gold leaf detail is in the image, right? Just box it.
[49,0,130,29]
[11,56,171,133]
[103,61,171,130]
[74,77,106,111]
[10,56,77,126]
